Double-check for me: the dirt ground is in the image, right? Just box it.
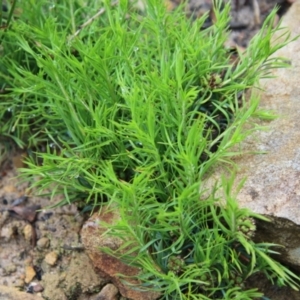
[0,1,299,300]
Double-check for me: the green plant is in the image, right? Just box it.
[98,176,299,299]
[0,0,299,298]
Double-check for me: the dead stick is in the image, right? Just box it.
[252,0,260,26]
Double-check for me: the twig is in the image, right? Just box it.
[252,0,260,26]
[68,1,119,43]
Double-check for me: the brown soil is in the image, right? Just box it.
[0,1,299,299]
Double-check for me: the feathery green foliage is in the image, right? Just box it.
[0,0,299,298]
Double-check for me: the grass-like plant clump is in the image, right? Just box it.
[0,0,299,298]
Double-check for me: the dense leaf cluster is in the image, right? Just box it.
[0,0,298,298]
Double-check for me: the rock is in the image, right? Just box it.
[91,283,119,300]
[40,251,104,300]
[41,273,67,300]
[253,216,300,272]
[44,251,58,266]
[202,1,300,270]
[1,224,15,241]
[0,285,41,300]
[62,252,104,294]
[81,206,160,300]
[37,237,50,249]
[23,224,33,243]
[245,272,300,299]
[25,266,36,284]
[29,282,44,293]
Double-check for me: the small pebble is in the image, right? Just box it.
[25,266,36,284]
[92,283,119,300]
[33,283,44,293]
[23,224,33,243]
[0,225,14,241]
[29,282,44,293]
[37,237,50,249]
[59,272,66,281]
[44,251,58,266]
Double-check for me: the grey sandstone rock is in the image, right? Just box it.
[202,1,300,270]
